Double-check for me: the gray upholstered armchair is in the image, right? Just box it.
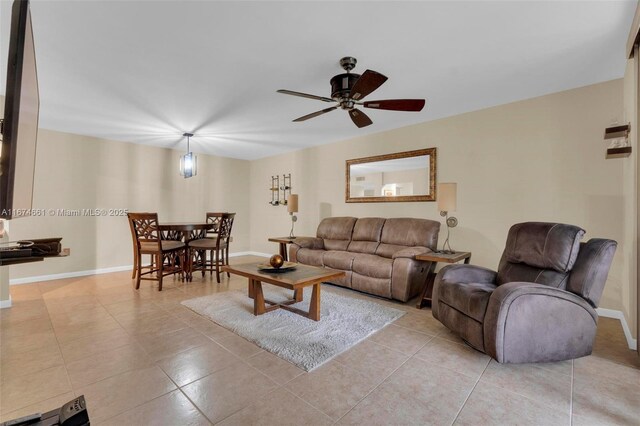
[432,222,617,363]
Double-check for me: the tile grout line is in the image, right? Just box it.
[569,359,574,426]
[83,290,204,425]
[0,296,74,416]
[331,336,435,424]
[478,361,575,412]
[176,387,216,425]
[450,358,491,424]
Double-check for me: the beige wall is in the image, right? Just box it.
[6,129,251,280]
[622,58,638,338]
[250,79,631,321]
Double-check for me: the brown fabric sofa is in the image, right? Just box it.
[432,222,617,363]
[289,217,440,302]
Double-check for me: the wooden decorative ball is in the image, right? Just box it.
[269,254,284,268]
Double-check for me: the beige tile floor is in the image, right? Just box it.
[1,255,638,425]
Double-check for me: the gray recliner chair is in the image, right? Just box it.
[432,222,617,363]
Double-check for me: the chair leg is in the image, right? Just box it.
[215,248,221,283]
[132,249,138,279]
[158,253,164,291]
[199,249,205,277]
[135,252,142,289]
[180,250,186,282]
[226,245,230,277]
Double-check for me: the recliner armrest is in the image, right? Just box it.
[292,237,324,250]
[483,282,597,363]
[432,264,497,321]
[392,246,430,260]
[436,264,498,285]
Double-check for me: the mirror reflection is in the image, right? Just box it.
[346,148,436,203]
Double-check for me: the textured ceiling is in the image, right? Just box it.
[0,0,636,160]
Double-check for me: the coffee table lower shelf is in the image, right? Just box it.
[248,278,321,320]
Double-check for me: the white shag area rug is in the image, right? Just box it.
[181,285,405,371]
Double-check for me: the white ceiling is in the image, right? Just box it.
[0,0,636,160]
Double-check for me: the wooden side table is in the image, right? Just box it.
[415,251,472,309]
[268,236,299,261]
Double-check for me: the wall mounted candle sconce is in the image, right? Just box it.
[269,174,293,206]
[605,123,631,159]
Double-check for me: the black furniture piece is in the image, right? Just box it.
[432,222,617,363]
[1,395,89,426]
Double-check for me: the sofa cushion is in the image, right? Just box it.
[380,218,440,250]
[352,253,393,279]
[329,270,352,288]
[347,217,385,254]
[438,281,497,323]
[323,250,357,271]
[503,222,585,273]
[317,217,357,251]
[295,248,324,267]
[375,243,409,259]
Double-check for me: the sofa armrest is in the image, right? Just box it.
[392,246,430,260]
[483,282,597,363]
[292,237,324,250]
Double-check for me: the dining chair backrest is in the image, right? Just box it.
[128,212,161,252]
[205,212,224,236]
[218,213,235,240]
[205,212,236,246]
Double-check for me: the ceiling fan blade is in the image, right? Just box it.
[277,89,335,103]
[363,99,426,112]
[348,109,373,128]
[349,70,388,100]
[293,106,339,122]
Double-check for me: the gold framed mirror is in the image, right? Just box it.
[346,148,436,203]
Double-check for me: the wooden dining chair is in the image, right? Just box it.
[128,212,186,291]
[127,216,155,279]
[189,212,235,283]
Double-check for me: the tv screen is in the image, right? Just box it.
[1,0,39,220]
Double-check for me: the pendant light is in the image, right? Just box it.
[179,132,197,178]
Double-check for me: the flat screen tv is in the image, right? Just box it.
[0,0,39,220]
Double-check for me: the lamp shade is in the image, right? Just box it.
[288,194,299,213]
[437,183,457,212]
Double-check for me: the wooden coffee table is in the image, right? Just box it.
[221,263,344,321]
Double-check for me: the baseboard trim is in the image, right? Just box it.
[596,308,638,351]
[0,296,12,309]
[8,251,270,285]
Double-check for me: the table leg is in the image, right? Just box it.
[253,280,266,316]
[279,242,288,261]
[293,288,303,302]
[309,283,321,321]
[248,278,255,299]
[417,263,437,309]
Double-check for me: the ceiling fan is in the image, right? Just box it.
[277,57,425,128]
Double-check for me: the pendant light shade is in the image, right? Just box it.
[179,132,197,178]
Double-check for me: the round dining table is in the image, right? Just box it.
[158,222,214,242]
[158,222,215,281]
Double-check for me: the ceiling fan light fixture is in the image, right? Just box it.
[277,57,425,128]
[179,132,197,178]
